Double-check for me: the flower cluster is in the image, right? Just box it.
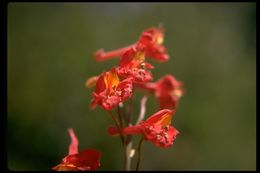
[89,26,183,111]
[53,26,184,171]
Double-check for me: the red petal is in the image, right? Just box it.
[158,94,178,109]
[107,126,120,136]
[101,95,121,110]
[94,45,134,62]
[157,75,182,91]
[94,72,107,94]
[143,62,154,69]
[146,51,169,62]
[144,109,175,126]
[119,47,136,67]
[134,82,156,93]
[68,128,78,155]
[121,125,143,135]
[63,149,101,171]
[76,149,101,170]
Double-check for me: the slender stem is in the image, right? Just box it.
[136,137,144,171]
[107,111,124,145]
[107,110,120,130]
[136,96,148,125]
[117,106,128,171]
[122,97,133,124]
[118,99,135,171]
[118,105,134,171]
[117,106,124,128]
[107,110,126,170]
[125,96,134,171]
[125,141,134,171]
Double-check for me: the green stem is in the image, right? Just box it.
[107,110,120,129]
[108,110,126,170]
[117,106,124,129]
[118,99,135,171]
[117,106,129,171]
[136,137,144,171]
[123,93,134,124]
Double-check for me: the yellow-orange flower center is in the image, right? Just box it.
[104,70,119,94]
[156,35,164,45]
[134,51,145,62]
[155,112,172,126]
[171,88,183,98]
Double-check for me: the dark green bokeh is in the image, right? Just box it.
[8,3,256,171]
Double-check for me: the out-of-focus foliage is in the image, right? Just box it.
[8,3,256,171]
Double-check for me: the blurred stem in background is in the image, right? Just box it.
[136,136,144,171]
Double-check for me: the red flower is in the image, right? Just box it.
[116,46,154,83]
[52,128,101,171]
[135,75,184,109]
[91,67,133,110]
[137,26,169,62]
[94,26,169,63]
[108,109,179,148]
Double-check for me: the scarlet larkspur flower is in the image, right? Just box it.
[108,109,179,148]
[116,46,154,83]
[94,26,169,63]
[52,128,101,171]
[137,26,169,62]
[91,67,133,110]
[135,75,184,109]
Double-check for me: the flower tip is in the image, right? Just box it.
[163,54,170,61]
[68,128,73,134]
[90,102,97,110]
[68,128,79,155]
[107,126,120,136]
[157,54,170,63]
[168,109,176,114]
[176,129,180,135]
[94,49,105,61]
[173,89,183,98]
[159,108,175,116]
[86,76,99,88]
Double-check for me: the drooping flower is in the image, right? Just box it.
[116,46,154,83]
[108,109,179,148]
[91,67,133,110]
[135,75,184,109]
[52,128,101,171]
[137,26,169,62]
[94,26,169,63]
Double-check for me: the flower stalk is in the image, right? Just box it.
[136,137,144,171]
[53,26,184,171]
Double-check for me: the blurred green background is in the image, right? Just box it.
[7,3,256,171]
